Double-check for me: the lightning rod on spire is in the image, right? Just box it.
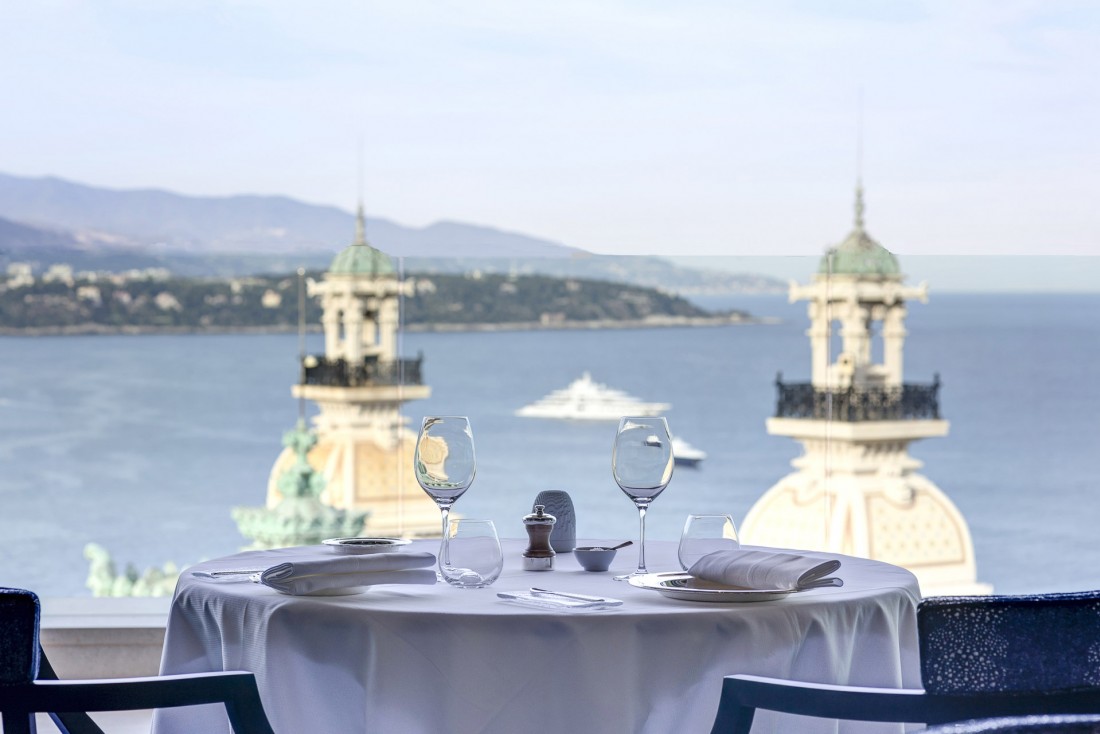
[855,86,865,230]
[357,134,366,242]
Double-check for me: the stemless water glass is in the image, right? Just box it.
[440,519,503,588]
[414,416,476,544]
[677,514,740,571]
[612,416,674,580]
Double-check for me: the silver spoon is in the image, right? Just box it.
[582,540,632,551]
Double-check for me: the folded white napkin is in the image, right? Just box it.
[688,550,843,591]
[260,552,437,596]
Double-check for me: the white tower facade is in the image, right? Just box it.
[741,187,989,595]
[266,207,440,536]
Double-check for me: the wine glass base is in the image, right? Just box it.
[613,571,648,581]
[442,569,499,588]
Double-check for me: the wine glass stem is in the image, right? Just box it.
[439,506,451,566]
[636,504,649,574]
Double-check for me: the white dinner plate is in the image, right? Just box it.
[322,537,411,555]
[289,585,371,596]
[247,574,372,596]
[628,572,794,603]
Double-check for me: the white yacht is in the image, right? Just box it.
[515,372,670,421]
[672,437,707,467]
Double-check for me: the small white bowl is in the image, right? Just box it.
[322,537,411,555]
[573,546,617,572]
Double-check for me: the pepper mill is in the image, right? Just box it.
[522,505,556,571]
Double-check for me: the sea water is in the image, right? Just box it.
[1,293,1097,596]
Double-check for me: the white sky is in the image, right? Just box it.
[1,1,1098,257]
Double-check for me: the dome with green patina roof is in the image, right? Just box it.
[328,205,396,277]
[817,186,901,277]
[330,243,395,276]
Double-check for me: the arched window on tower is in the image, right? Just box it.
[828,318,843,367]
[870,315,883,366]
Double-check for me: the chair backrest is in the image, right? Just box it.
[0,588,41,685]
[918,591,1100,696]
[923,714,1100,733]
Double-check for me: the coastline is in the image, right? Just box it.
[0,324,315,337]
[404,313,775,333]
[0,313,775,338]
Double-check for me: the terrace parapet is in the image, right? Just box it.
[774,374,941,422]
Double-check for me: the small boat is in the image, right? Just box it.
[672,437,706,467]
[515,372,670,421]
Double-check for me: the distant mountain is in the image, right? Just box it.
[0,172,582,258]
[0,214,169,273]
[0,215,82,252]
[0,172,785,294]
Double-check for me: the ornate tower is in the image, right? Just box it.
[265,206,441,536]
[740,185,989,595]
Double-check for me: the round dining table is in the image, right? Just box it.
[151,540,921,734]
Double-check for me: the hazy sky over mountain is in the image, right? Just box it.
[1,1,1097,258]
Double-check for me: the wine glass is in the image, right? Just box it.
[677,514,739,571]
[414,417,476,550]
[612,416,674,580]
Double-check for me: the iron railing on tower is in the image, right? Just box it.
[300,354,424,387]
[774,373,941,422]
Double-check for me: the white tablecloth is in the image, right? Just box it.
[152,540,920,734]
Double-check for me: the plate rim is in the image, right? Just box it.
[628,572,794,602]
[321,537,412,553]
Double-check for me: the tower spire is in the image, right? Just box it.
[355,135,367,245]
[855,86,865,232]
[354,203,367,246]
[854,183,865,231]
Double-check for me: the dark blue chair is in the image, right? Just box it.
[924,715,1100,733]
[0,588,274,734]
[710,591,1100,733]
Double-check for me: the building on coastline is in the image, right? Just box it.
[740,185,990,596]
[263,206,441,537]
[6,262,34,288]
[43,263,75,286]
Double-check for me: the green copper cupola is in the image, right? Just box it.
[328,204,396,277]
[817,184,901,278]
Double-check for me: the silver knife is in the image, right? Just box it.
[192,569,264,579]
[529,587,609,603]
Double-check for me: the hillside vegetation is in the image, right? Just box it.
[0,271,745,334]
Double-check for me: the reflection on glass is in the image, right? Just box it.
[414,416,476,544]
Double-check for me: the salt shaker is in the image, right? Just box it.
[522,505,556,571]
